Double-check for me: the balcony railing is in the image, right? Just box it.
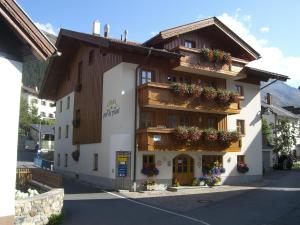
[137,128,241,152]
[172,46,247,79]
[138,82,240,114]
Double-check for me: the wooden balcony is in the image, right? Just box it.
[137,128,241,152]
[172,46,247,79]
[138,83,240,114]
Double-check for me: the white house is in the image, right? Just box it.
[0,0,56,224]
[40,18,288,190]
[262,93,300,171]
[22,85,56,120]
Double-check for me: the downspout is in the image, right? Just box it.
[132,49,152,191]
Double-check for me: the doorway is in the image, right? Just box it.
[173,154,194,185]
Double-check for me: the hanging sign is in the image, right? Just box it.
[103,99,120,119]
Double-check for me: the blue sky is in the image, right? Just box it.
[18,0,300,87]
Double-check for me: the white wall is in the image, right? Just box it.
[0,56,22,218]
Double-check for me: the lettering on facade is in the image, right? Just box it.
[103,99,120,119]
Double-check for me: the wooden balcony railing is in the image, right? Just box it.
[137,128,241,152]
[138,83,240,114]
[172,46,247,79]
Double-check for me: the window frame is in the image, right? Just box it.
[237,155,245,164]
[184,40,196,48]
[236,119,245,135]
[89,49,95,65]
[140,70,155,85]
[143,155,155,169]
[57,153,60,167]
[93,153,98,171]
[235,85,244,98]
[58,126,62,139]
[64,154,68,167]
[66,96,70,110]
[65,125,69,138]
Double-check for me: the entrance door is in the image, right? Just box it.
[173,154,194,185]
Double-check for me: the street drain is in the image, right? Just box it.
[197,199,213,203]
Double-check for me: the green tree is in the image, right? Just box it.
[262,118,273,146]
[273,119,297,156]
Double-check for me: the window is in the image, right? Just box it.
[179,76,191,84]
[140,111,153,128]
[205,81,217,88]
[66,96,70,109]
[141,70,154,84]
[208,118,217,129]
[65,125,69,138]
[235,85,244,97]
[58,127,61,139]
[49,113,54,118]
[167,75,177,83]
[64,154,68,167]
[93,153,98,171]
[179,115,190,126]
[168,114,177,128]
[89,50,95,65]
[41,100,46,106]
[184,40,195,48]
[237,120,245,135]
[40,112,46,117]
[78,61,83,84]
[143,155,155,169]
[57,154,60,167]
[59,100,62,113]
[237,155,245,163]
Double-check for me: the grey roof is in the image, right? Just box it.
[261,101,300,120]
[31,124,55,135]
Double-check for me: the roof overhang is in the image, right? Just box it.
[143,17,260,60]
[0,0,56,60]
[243,67,289,82]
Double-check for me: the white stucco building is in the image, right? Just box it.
[0,1,55,224]
[40,17,289,190]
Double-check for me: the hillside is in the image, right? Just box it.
[261,80,300,107]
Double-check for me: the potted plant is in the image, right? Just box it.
[237,162,249,173]
[188,126,203,143]
[172,83,180,95]
[208,49,214,62]
[223,53,232,65]
[204,128,218,143]
[230,131,240,142]
[193,85,202,97]
[218,130,231,145]
[179,83,188,96]
[217,89,231,105]
[202,87,217,101]
[191,178,199,186]
[172,177,180,187]
[229,91,240,103]
[72,150,80,161]
[213,49,219,63]
[142,180,156,191]
[174,126,189,141]
[141,167,159,177]
[200,48,210,60]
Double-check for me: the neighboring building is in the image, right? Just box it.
[22,85,56,120]
[261,93,300,172]
[0,0,56,224]
[24,124,55,151]
[40,17,288,190]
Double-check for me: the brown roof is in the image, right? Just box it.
[22,85,38,95]
[0,0,56,60]
[244,67,289,81]
[143,17,261,60]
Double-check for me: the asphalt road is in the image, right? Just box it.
[62,170,300,225]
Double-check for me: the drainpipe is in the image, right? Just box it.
[132,49,153,191]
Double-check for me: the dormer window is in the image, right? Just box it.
[184,40,195,48]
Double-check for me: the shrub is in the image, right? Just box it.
[217,89,231,105]
[47,213,64,225]
[204,128,218,142]
[202,87,217,101]
[200,48,210,59]
[186,84,195,96]
[172,83,180,94]
[141,167,159,177]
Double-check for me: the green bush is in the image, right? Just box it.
[47,213,64,225]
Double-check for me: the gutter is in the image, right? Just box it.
[132,48,153,191]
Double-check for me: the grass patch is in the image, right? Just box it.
[47,212,64,225]
[292,161,300,169]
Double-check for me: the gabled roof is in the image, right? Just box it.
[143,17,261,60]
[261,101,300,120]
[0,0,56,60]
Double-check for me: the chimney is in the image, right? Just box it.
[92,20,100,36]
[124,29,128,42]
[104,24,110,38]
[266,93,272,105]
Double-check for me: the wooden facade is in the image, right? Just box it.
[137,128,241,152]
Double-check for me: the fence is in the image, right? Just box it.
[34,157,54,171]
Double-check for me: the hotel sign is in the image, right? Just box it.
[103,99,120,119]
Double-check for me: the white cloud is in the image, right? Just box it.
[34,22,57,35]
[260,26,270,33]
[218,13,300,88]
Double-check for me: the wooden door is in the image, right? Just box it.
[173,154,194,185]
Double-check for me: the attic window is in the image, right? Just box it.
[89,50,95,65]
[184,40,195,48]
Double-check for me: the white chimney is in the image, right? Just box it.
[104,24,110,38]
[124,29,128,42]
[92,20,100,36]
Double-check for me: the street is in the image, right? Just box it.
[62,170,300,225]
